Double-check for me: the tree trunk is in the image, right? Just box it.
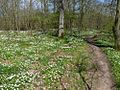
[72,0,76,12]
[58,0,64,37]
[53,0,56,13]
[44,0,48,15]
[113,0,120,50]
[78,0,84,34]
[29,0,32,29]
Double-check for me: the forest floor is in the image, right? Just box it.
[0,31,119,90]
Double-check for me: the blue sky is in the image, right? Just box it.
[97,0,105,2]
[98,0,112,3]
[99,0,104,2]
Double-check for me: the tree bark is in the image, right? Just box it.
[44,0,48,15]
[113,0,120,50]
[78,0,84,34]
[58,0,64,37]
[53,0,56,13]
[72,0,76,12]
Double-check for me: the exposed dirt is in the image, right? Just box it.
[87,44,115,90]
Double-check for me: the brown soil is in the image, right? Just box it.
[87,44,115,90]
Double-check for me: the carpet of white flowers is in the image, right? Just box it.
[0,31,90,90]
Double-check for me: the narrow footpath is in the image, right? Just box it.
[87,44,115,90]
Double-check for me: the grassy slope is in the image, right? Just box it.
[0,31,91,90]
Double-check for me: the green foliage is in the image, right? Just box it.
[96,39,113,46]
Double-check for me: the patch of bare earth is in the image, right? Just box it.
[87,44,115,90]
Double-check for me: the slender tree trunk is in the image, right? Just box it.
[44,0,48,15]
[72,0,76,12]
[78,0,84,34]
[29,0,32,30]
[58,0,64,37]
[113,0,120,50]
[29,0,33,35]
[53,0,56,13]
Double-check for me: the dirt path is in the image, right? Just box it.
[87,44,115,90]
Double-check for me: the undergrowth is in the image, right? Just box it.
[0,31,90,90]
[103,48,120,90]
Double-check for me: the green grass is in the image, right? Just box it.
[0,31,90,90]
